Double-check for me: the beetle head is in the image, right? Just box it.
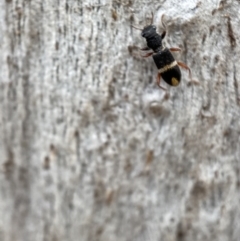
[141,25,157,38]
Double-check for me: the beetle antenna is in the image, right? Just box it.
[131,25,143,31]
[150,11,154,25]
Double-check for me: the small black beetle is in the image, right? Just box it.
[132,13,192,90]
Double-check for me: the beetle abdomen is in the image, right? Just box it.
[161,65,181,86]
[152,48,175,69]
[153,48,181,86]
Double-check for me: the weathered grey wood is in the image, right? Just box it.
[0,0,240,241]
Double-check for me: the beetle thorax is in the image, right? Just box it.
[141,25,163,52]
[146,35,163,52]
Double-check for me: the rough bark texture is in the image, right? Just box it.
[0,0,240,241]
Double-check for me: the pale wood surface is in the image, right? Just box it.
[0,1,240,241]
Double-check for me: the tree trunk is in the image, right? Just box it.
[0,0,240,241]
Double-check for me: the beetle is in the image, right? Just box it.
[132,13,192,90]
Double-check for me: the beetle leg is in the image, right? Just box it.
[160,15,167,39]
[177,61,192,79]
[128,46,154,59]
[140,47,151,51]
[161,31,166,39]
[129,46,150,51]
[177,61,200,85]
[156,73,167,90]
[139,47,153,57]
[141,51,154,58]
[161,14,167,30]
[169,47,181,52]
